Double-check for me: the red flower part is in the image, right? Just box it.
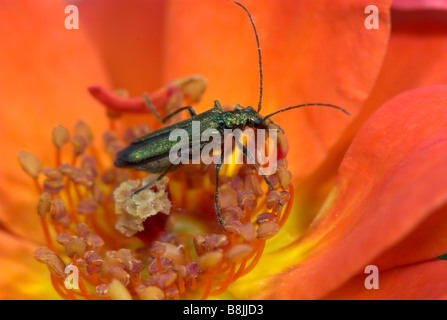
[88,85,152,114]
[88,75,207,115]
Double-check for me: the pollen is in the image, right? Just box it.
[22,89,293,300]
[114,175,171,237]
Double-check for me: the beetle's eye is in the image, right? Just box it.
[254,119,262,126]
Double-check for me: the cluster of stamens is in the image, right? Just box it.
[19,111,293,300]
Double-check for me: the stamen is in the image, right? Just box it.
[239,241,266,277]
[50,198,72,226]
[256,221,280,240]
[71,135,88,158]
[74,120,94,145]
[22,86,294,300]
[52,125,70,149]
[200,269,216,300]
[34,247,66,279]
[136,285,165,300]
[278,184,294,227]
[197,251,224,270]
[226,244,252,263]
[108,279,132,300]
[239,222,256,242]
[37,192,52,219]
[43,168,65,194]
[210,264,235,295]
[18,150,42,179]
[52,125,69,166]
[237,190,257,211]
[64,236,87,258]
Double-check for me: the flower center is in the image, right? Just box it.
[21,93,293,300]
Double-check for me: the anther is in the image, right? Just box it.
[237,190,257,211]
[197,251,223,270]
[226,244,252,263]
[50,198,70,226]
[224,220,243,234]
[76,198,98,215]
[65,236,87,258]
[56,233,71,246]
[52,125,70,149]
[74,120,93,145]
[136,285,165,300]
[95,284,108,296]
[34,247,66,279]
[240,222,256,242]
[257,221,280,239]
[71,134,88,156]
[158,269,177,288]
[185,262,200,279]
[256,212,277,224]
[18,150,42,179]
[37,192,52,218]
[108,279,132,300]
[42,168,65,194]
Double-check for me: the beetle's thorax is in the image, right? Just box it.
[218,106,263,129]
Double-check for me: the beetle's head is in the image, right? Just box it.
[236,106,265,128]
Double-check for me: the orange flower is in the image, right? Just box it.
[1,0,447,300]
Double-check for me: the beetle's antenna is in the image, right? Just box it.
[234,1,263,113]
[263,103,351,120]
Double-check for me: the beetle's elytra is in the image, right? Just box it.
[114,2,350,230]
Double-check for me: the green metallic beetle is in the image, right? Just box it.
[114,2,349,230]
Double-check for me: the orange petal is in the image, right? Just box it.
[362,9,447,121]
[0,0,110,242]
[0,231,60,299]
[323,259,447,300]
[76,0,168,96]
[320,9,447,168]
[257,85,447,299]
[290,9,447,236]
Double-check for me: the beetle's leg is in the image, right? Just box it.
[161,106,197,123]
[235,139,284,207]
[131,164,174,198]
[214,152,226,230]
[234,139,275,192]
[214,100,223,110]
[143,93,197,123]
